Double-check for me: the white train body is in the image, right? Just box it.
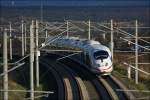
[50,37,113,75]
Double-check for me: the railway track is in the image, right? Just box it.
[40,55,90,100]
[56,54,117,100]
[40,53,135,100]
[42,54,105,100]
[40,61,65,100]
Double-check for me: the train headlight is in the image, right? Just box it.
[105,63,108,66]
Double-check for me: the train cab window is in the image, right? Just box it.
[94,50,108,60]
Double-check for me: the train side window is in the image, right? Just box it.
[86,54,91,68]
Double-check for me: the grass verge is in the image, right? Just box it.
[113,65,150,99]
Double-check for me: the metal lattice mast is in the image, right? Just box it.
[35,20,39,87]
[30,20,35,100]
[66,20,69,38]
[24,23,27,53]
[3,29,8,100]
[21,20,25,56]
[135,20,139,84]
[110,19,114,60]
[9,22,12,60]
[88,20,91,40]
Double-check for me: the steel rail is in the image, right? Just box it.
[58,62,90,100]
[40,61,65,100]
[110,75,136,99]
[41,57,81,100]
[98,76,119,100]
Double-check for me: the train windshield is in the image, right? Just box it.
[94,50,109,60]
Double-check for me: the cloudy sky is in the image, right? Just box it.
[0,0,149,6]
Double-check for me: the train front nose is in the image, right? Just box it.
[98,64,113,73]
[95,59,113,73]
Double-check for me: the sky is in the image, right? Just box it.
[0,0,150,6]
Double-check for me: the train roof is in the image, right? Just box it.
[47,36,111,55]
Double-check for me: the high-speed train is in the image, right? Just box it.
[48,37,113,75]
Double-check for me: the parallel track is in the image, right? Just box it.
[40,61,65,100]
[41,55,90,100]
